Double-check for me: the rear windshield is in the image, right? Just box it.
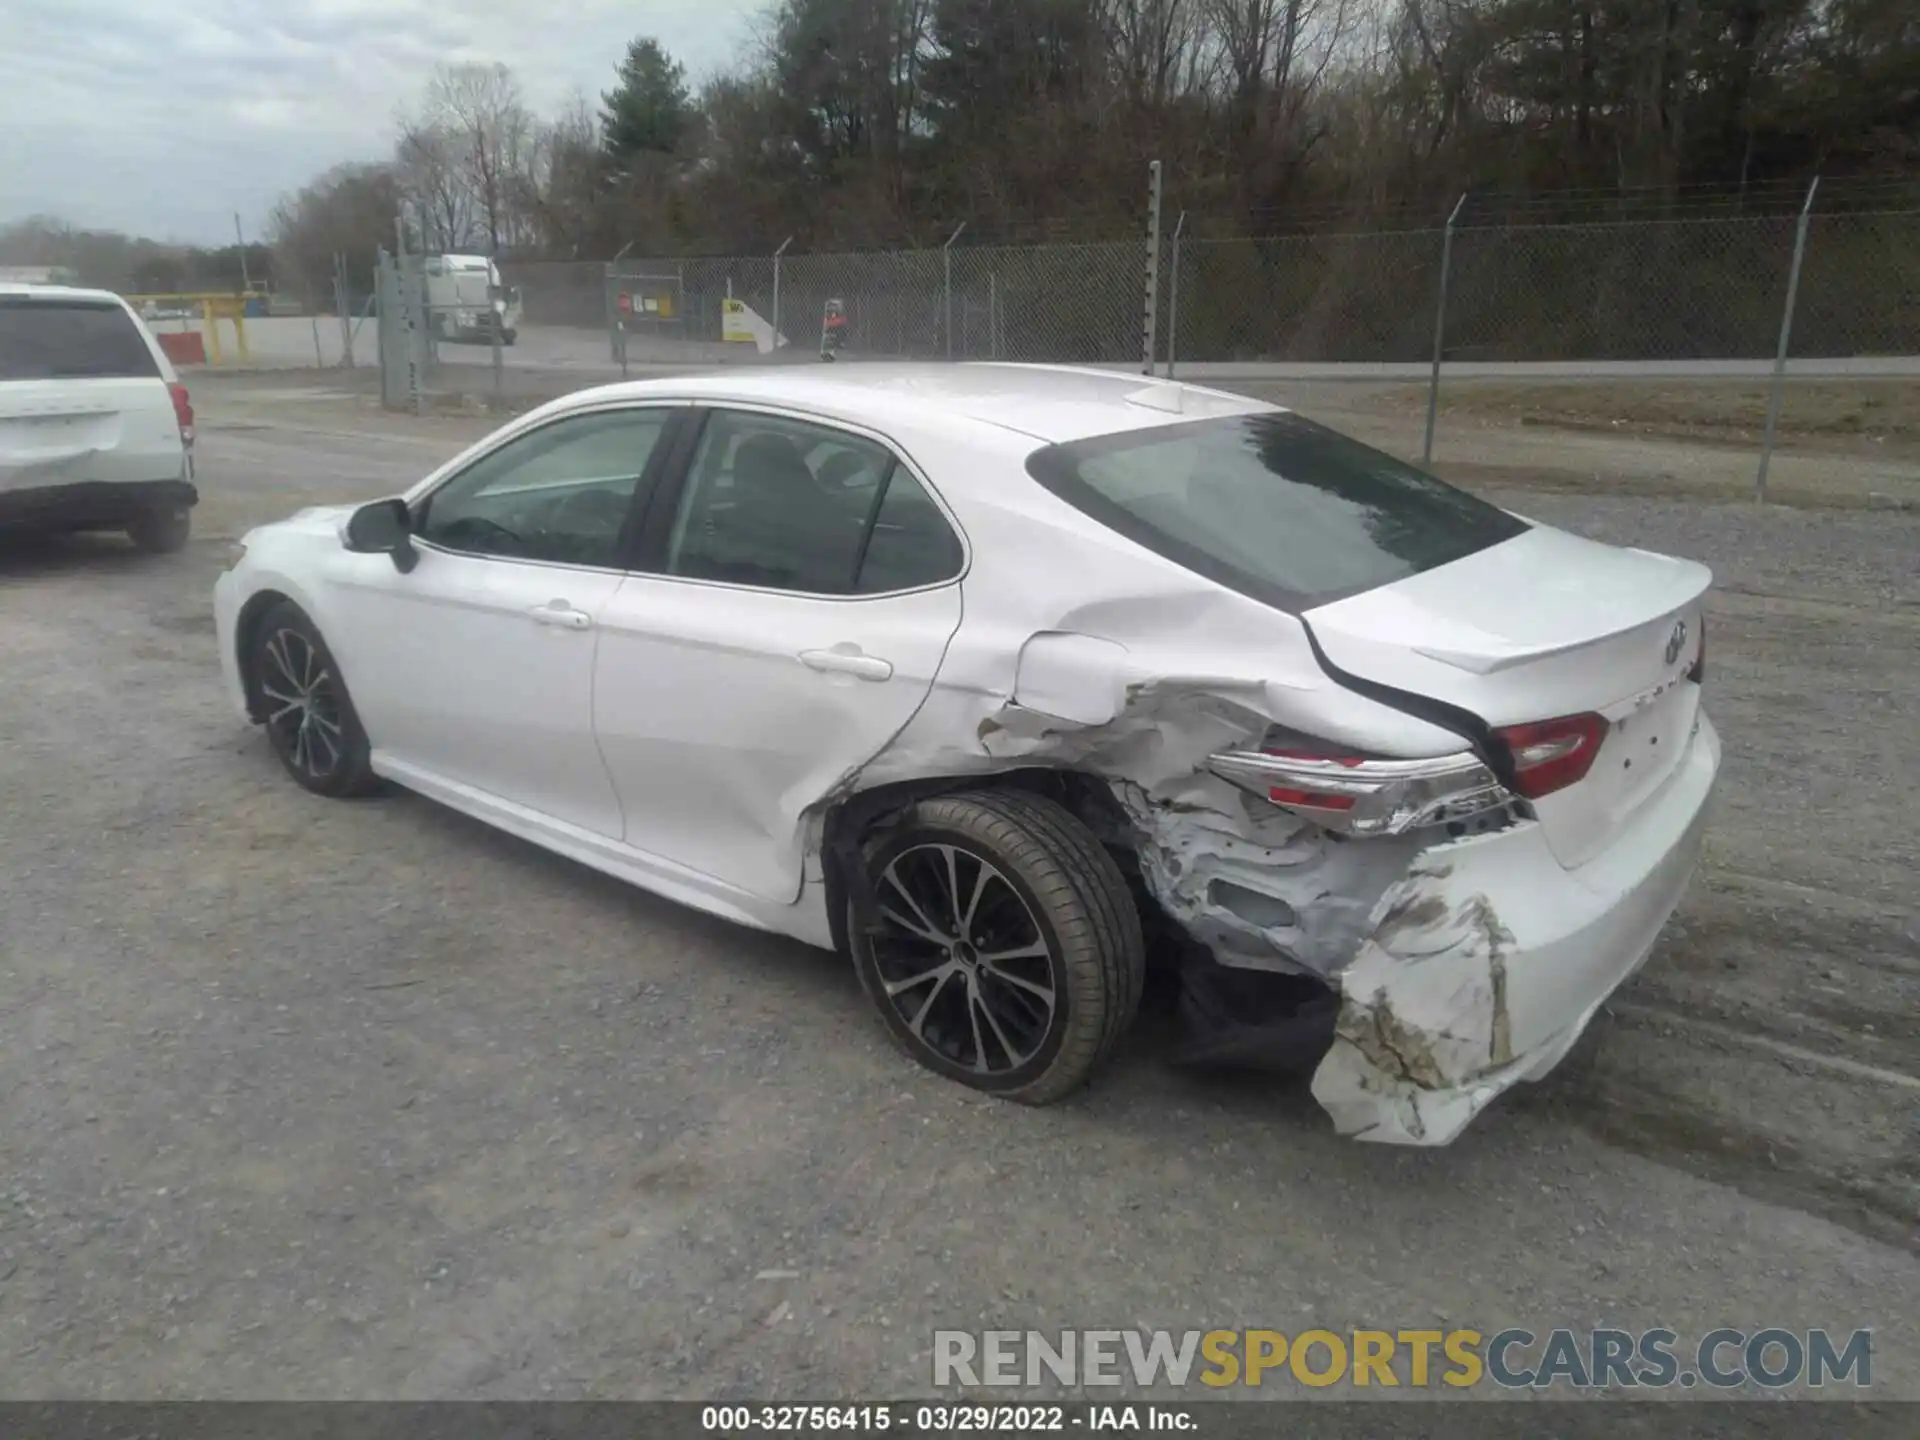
[1025,412,1528,611]
[0,298,159,381]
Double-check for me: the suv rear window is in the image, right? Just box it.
[0,298,160,381]
[1025,412,1528,612]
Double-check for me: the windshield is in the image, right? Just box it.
[1025,412,1529,612]
[0,298,160,381]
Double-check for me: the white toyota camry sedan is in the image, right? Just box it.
[213,364,1719,1144]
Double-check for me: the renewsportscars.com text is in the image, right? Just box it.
[932,1327,1874,1391]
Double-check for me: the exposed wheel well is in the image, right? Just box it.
[233,589,294,722]
[819,767,1143,958]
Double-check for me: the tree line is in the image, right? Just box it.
[6,0,1913,302]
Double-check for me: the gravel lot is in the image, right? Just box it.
[1,371,1916,1400]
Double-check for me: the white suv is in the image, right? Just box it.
[0,284,197,552]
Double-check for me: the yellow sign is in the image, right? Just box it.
[721,298,756,344]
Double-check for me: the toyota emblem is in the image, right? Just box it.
[1664,619,1689,666]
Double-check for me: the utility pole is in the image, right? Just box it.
[234,212,251,293]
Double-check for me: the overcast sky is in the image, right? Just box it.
[0,0,759,244]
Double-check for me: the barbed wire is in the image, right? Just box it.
[510,170,1920,264]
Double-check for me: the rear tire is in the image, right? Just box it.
[851,790,1145,1105]
[247,601,380,798]
[127,504,191,554]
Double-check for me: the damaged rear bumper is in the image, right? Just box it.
[1311,712,1721,1144]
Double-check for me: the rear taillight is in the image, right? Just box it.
[1259,747,1362,812]
[168,382,194,447]
[1264,783,1357,813]
[1688,614,1706,683]
[1206,740,1507,837]
[1494,712,1609,799]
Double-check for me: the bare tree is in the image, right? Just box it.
[425,62,540,251]
[1105,0,1200,113]
[394,120,474,250]
[516,92,609,256]
[266,162,402,305]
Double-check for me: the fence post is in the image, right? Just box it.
[394,216,421,418]
[1423,193,1468,465]
[374,250,389,405]
[1167,210,1186,378]
[333,252,353,367]
[488,262,504,402]
[943,223,966,360]
[607,263,629,379]
[1141,160,1163,375]
[1757,176,1821,503]
[772,235,793,355]
[609,242,635,366]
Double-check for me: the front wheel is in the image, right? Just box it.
[248,601,380,797]
[851,790,1145,1105]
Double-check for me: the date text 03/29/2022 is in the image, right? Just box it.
[700,1405,1192,1432]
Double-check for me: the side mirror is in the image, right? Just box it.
[343,498,419,573]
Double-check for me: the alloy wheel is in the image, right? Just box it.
[260,628,346,781]
[869,843,1060,1075]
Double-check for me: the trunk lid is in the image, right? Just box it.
[1304,524,1709,869]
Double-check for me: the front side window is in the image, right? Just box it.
[665,410,962,594]
[415,407,672,568]
[1025,412,1529,611]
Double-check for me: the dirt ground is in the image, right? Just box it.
[1252,376,1920,511]
[1,368,1916,1400]
[1421,377,1920,456]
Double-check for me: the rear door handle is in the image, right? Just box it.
[799,647,894,681]
[529,601,592,631]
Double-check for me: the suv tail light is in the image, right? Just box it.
[1687,614,1706,683]
[1493,712,1609,799]
[168,382,195,447]
[1206,732,1508,837]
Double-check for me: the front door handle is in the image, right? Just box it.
[529,600,592,631]
[799,646,894,681]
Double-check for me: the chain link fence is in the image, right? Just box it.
[583,210,1916,369]
[1796,210,1920,360]
[1168,230,1446,363]
[1444,216,1800,361]
[385,203,1918,493]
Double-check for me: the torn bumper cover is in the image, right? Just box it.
[1311,713,1721,1144]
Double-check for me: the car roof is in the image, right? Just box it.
[563,363,1278,445]
[0,283,130,305]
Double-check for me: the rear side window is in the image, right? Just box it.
[0,298,159,381]
[663,409,963,595]
[1025,412,1528,611]
[854,469,965,594]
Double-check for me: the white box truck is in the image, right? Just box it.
[423,255,521,345]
